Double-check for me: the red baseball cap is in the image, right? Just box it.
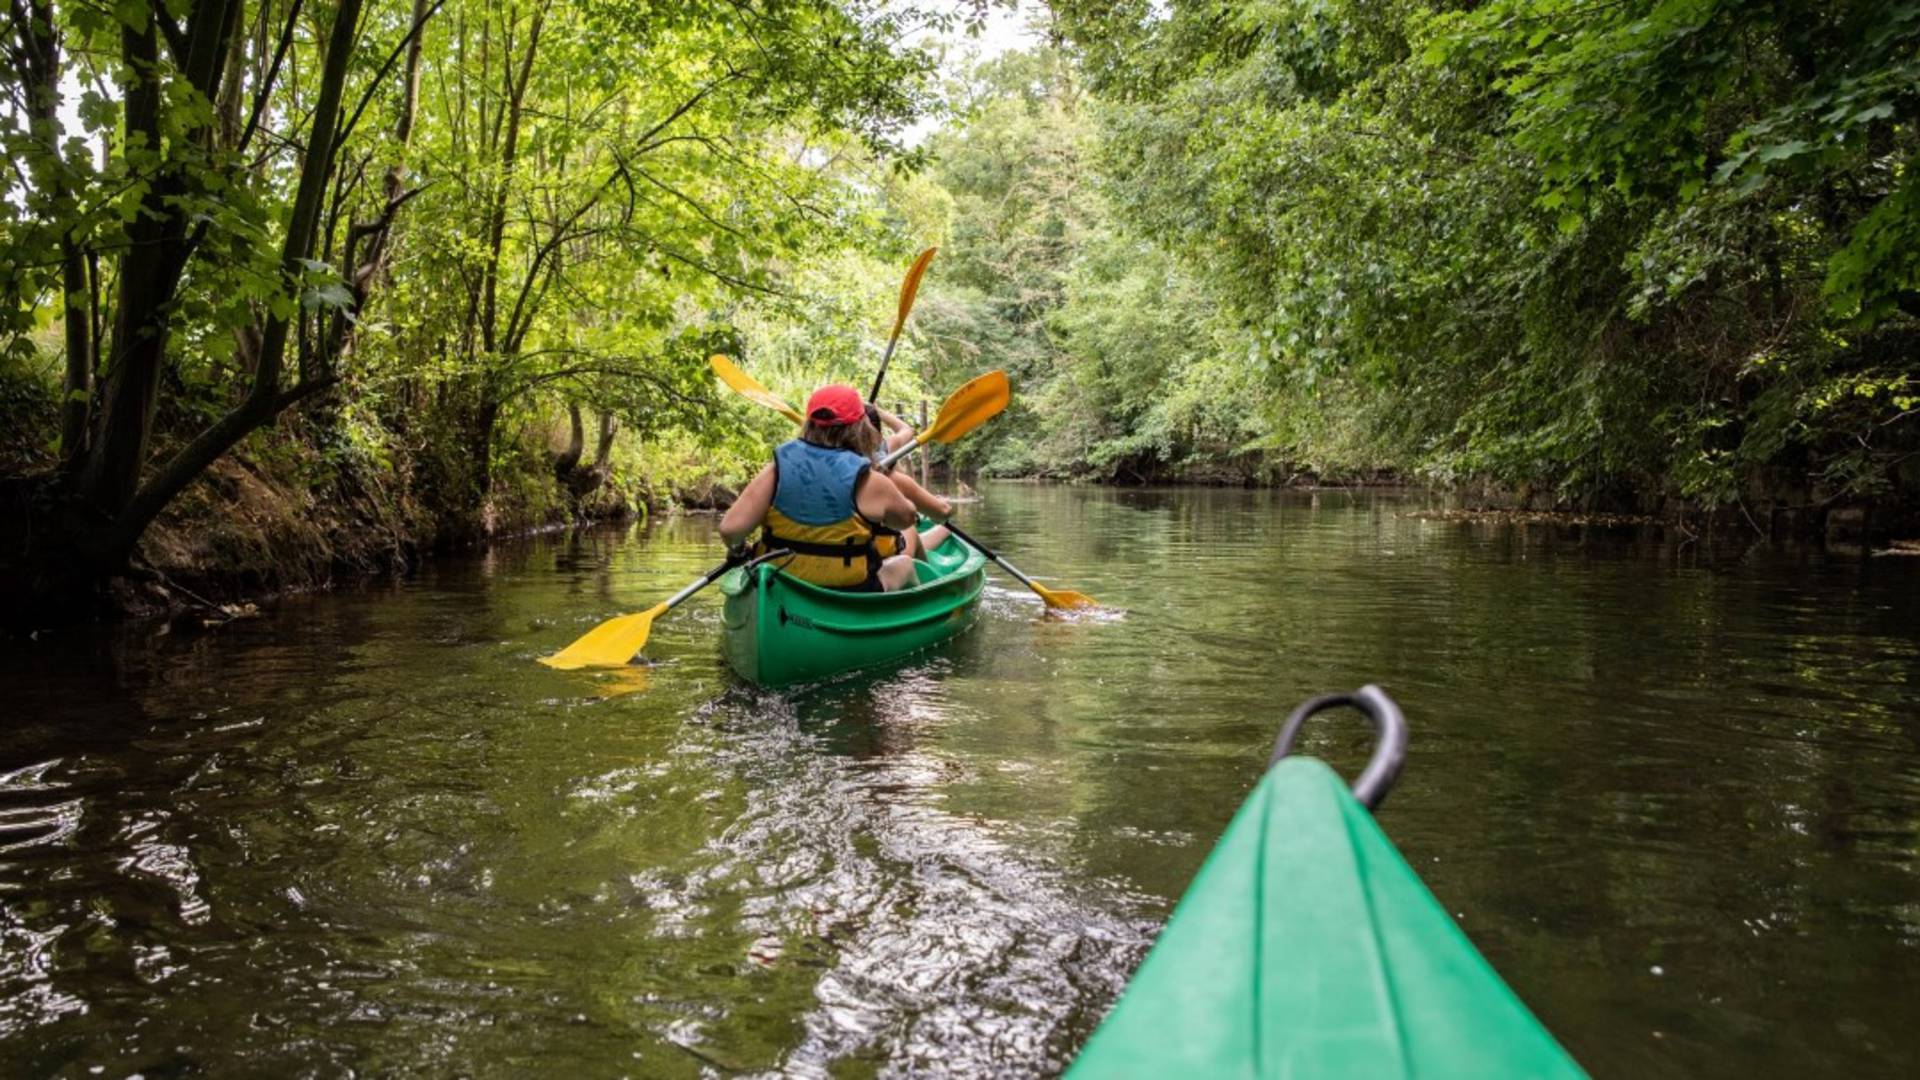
[805,384,864,427]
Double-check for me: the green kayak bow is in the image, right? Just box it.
[1071,686,1584,1078]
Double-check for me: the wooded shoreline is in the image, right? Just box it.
[9,453,1911,634]
[3,1,1915,626]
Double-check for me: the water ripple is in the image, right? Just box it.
[1,489,1916,1077]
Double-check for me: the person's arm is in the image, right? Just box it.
[887,469,951,522]
[719,465,775,549]
[854,469,917,531]
[871,405,916,455]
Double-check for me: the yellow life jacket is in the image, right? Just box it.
[755,439,901,589]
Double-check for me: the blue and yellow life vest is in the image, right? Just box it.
[757,439,901,588]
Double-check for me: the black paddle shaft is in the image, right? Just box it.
[939,521,1043,593]
[940,520,994,558]
[868,332,902,403]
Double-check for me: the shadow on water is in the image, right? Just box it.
[3,484,1919,1077]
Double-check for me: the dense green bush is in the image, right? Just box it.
[1015,0,1920,506]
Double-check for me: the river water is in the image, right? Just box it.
[3,484,1917,1077]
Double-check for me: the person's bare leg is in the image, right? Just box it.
[878,555,917,591]
[918,524,950,553]
[899,525,921,560]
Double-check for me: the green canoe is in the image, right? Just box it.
[1071,686,1584,1079]
[718,526,988,687]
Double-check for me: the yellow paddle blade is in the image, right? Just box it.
[1035,584,1100,610]
[710,354,803,425]
[921,369,1010,445]
[894,247,938,330]
[538,602,668,670]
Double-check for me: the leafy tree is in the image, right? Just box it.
[0,0,972,620]
[911,45,1266,480]
[1043,0,1920,506]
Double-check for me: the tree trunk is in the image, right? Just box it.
[478,3,546,356]
[461,3,545,508]
[57,246,92,474]
[75,0,243,521]
[471,396,501,497]
[74,15,190,522]
[12,0,94,476]
[215,0,252,149]
[96,0,363,565]
[324,0,433,368]
[592,410,617,470]
[553,402,586,479]
[552,404,617,502]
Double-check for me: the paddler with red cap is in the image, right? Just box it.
[719,384,922,592]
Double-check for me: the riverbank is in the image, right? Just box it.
[118,456,751,625]
[0,409,746,630]
[14,441,1917,632]
[990,461,1919,547]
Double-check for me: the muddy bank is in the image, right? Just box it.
[5,440,735,631]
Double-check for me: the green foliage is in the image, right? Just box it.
[1030,1,1920,506]
[5,0,1915,579]
[894,48,1274,482]
[0,0,975,564]
[0,346,58,472]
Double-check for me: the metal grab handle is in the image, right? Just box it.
[1268,684,1409,811]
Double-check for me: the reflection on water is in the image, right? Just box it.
[2,485,1917,1076]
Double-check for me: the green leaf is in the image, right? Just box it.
[303,282,356,311]
[112,0,147,31]
[1755,139,1810,163]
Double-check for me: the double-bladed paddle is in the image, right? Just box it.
[869,247,937,403]
[715,362,1100,611]
[540,369,1015,670]
[710,354,804,425]
[938,521,1098,610]
[537,561,734,671]
[876,369,1008,471]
